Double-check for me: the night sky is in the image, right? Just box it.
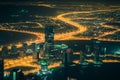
[0,0,120,2]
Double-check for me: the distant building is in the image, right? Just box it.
[2,46,8,55]
[10,45,18,54]
[91,39,102,63]
[30,43,36,52]
[34,44,41,61]
[26,48,33,55]
[85,45,91,55]
[22,42,28,51]
[63,48,73,66]
[101,47,106,56]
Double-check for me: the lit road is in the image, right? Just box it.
[98,23,120,38]
[4,54,120,75]
[0,8,120,49]
[4,56,61,75]
[55,9,120,41]
[0,27,44,49]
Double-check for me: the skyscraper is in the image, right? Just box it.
[45,25,54,55]
[45,25,54,45]
[91,39,102,64]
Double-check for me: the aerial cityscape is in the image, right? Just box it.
[0,0,120,80]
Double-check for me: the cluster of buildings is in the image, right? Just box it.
[0,24,118,80]
[0,24,67,80]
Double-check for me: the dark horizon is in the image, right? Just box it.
[0,0,120,2]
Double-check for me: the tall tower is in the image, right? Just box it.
[45,25,54,45]
[45,25,54,55]
[91,39,102,64]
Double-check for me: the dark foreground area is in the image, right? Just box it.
[3,62,120,80]
[66,63,120,80]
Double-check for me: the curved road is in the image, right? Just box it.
[55,9,120,41]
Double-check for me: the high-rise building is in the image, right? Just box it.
[101,47,106,56]
[45,25,54,55]
[22,42,27,51]
[45,25,54,45]
[62,48,73,67]
[85,45,91,55]
[31,43,36,52]
[66,48,73,64]
[10,45,18,54]
[37,59,53,80]
[91,39,102,64]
